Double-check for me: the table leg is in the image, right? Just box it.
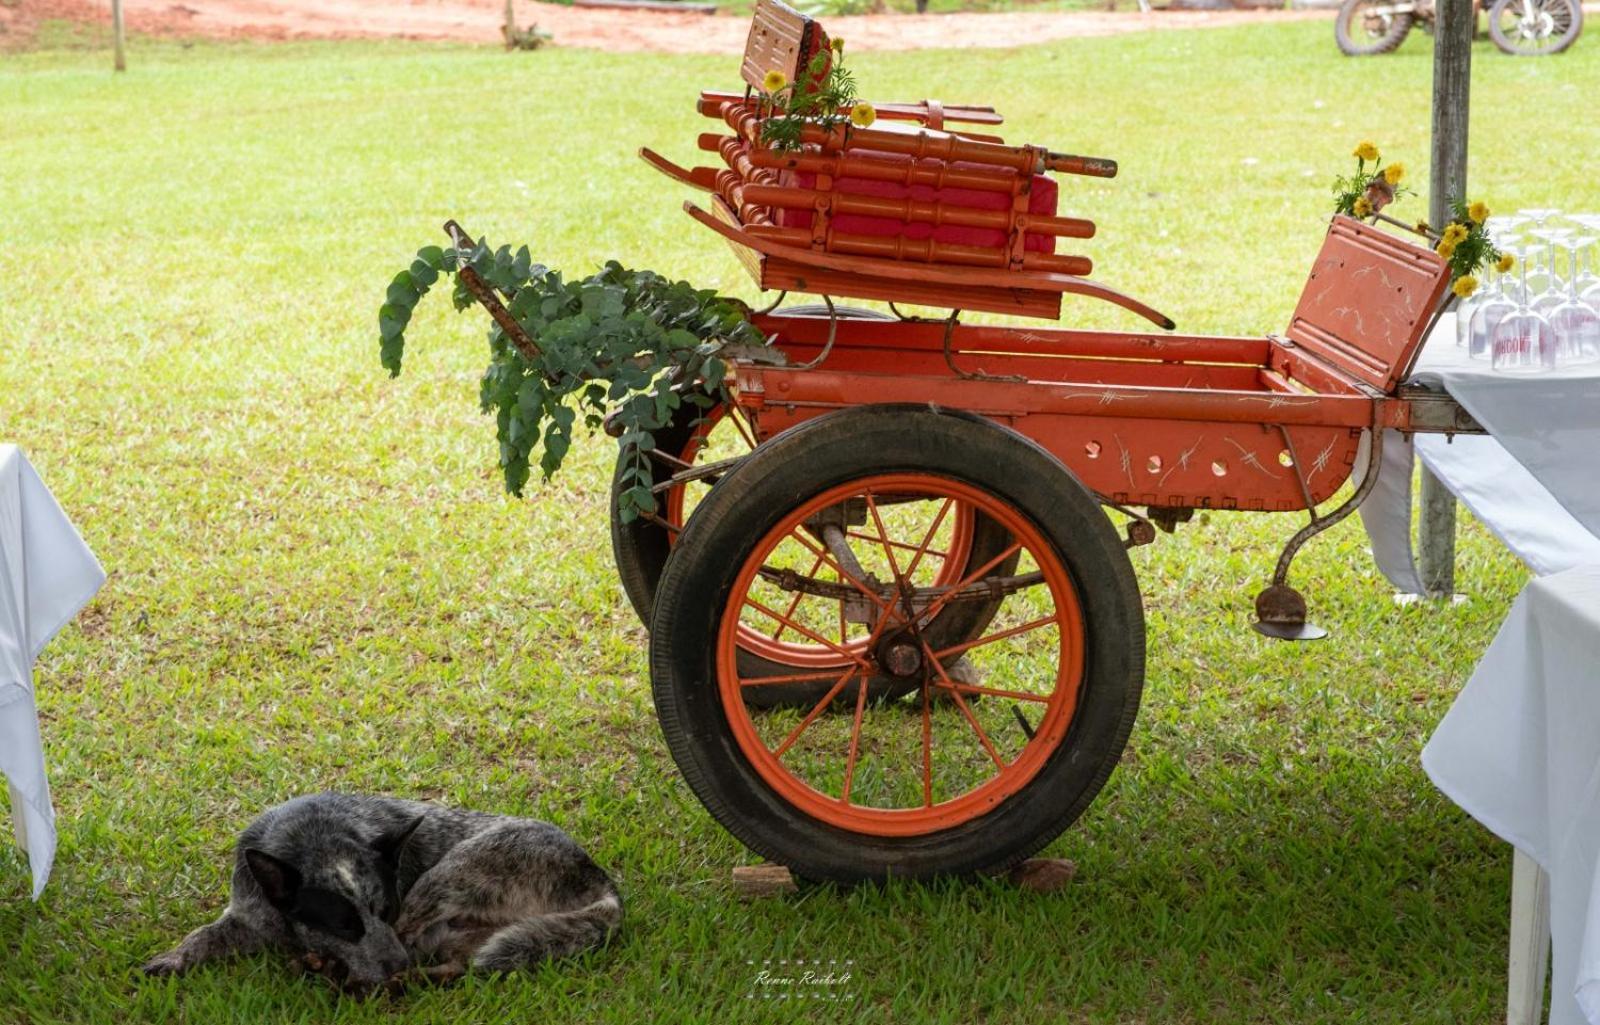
[1419,467,1458,598]
[1507,847,1552,1025]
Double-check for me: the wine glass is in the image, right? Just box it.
[1492,244,1558,373]
[1550,235,1600,364]
[1519,209,1561,295]
[1531,227,1573,317]
[1470,258,1519,360]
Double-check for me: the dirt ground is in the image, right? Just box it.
[0,0,1329,53]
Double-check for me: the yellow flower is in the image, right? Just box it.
[762,70,788,94]
[1468,200,1490,224]
[1415,220,1432,234]
[1497,252,1515,273]
[849,103,876,128]
[1353,141,1379,162]
[1442,222,1470,245]
[1352,196,1373,218]
[1383,162,1405,185]
[1436,239,1457,260]
[1452,275,1479,299]
[831,36,845,52]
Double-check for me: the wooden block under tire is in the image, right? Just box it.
[733,863,798,897]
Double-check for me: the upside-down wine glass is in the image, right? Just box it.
[1492,243,1558,373]
[1550,235,1600,364]
[1518,209,1562,295]
[1470,257,1519,360]
[1532,227,1573,317]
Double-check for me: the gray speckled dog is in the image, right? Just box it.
[142,794,621,993]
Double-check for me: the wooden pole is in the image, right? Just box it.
[503,0,515,45]
[111,0,126,71]
[1419,0,1473,597]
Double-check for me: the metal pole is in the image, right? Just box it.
[1419,0,1473,597]
[112,0,126,72]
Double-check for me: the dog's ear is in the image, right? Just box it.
[243,848,301,908]
[372,815,424,864]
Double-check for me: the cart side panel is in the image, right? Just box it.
[735,370,1363,511]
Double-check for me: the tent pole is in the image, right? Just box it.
[1420,0,1474,598]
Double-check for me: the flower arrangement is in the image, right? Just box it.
[1332,140,1413,219]
[1430,198,1505,299]
[756,39,874,152]
[1332,141,1504,300]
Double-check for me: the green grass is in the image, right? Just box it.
[2,19,1596,1024]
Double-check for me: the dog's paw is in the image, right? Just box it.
[420,963,466,987]
[141,951,188,977]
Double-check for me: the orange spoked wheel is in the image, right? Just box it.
[610,309,1017,708]
[649,406,1145,880]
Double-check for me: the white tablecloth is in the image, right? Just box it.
[1423,566,1600,1025]
[1360,316,1600,591]
[0,445,105,899]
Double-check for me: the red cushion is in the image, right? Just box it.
[775,148,1058,255]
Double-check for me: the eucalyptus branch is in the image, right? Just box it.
[378,237,777,520]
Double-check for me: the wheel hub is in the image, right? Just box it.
[876,634,925,678]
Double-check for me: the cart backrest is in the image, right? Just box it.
[742,0,832,93]
[1284,215,1450,394]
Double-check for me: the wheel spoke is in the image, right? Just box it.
[773,666,861,758]
[921,677,933,808]
[840,667,871,803]
[771,549,827,642]
[743,597,868,664]
[901,497,953,584]
[933,614,1058,661]
[864,493,905,584]
[845,530,948,560]
[785,527,907,628]
[739,668,855,687]
[915,541,1023,628]
[923,639,1007,771]
[932,678,1053,704]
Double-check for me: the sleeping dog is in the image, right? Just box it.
[143,794,621,992]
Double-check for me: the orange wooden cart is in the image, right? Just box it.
[457,0,1484,880]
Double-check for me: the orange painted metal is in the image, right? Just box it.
[1285,215,1452,393]
[692,199,1174,326]
[644,3,1468,521]
[739,221,1093,276]
[715,473,1086,836]
[737,182,1096,240]
[717,217,1456,514]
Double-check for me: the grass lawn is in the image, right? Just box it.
[3,17,1597,1024]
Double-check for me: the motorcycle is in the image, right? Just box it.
[1335,0,1583,56]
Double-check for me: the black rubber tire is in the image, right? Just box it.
[1335,0,1415,54]
[607,307,1016,709]
[609,304,895,628]
[1489,0,1582,53]
[648,405,1146,881]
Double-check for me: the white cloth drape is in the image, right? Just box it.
[1361,317,1600,586]
[1423,567,1600,1025]
[0,445,105,899]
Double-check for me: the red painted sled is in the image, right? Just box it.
[458,0,1483,880]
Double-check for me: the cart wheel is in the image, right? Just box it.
[649,406,1145,880]
[1489,0,1581,54]
[609,313,1016,708]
